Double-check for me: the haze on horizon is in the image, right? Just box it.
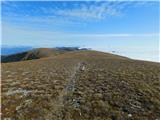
[1,1,159,62]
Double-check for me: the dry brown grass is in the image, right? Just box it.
[1,50,160,120]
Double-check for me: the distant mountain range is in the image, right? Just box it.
[1,46,90,55]
[1,47,90,63]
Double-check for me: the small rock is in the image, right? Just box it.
[4,118,11,120]
[81,66,85,71]
[22,72,30,76]
[16,106,21,111]
[7,75,12,78]
[128,114,132,117]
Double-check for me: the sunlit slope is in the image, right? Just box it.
[1,48,66,63]
[1,50,160,120]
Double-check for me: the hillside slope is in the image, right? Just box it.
[1,50,160,120]
[1,48,67,63]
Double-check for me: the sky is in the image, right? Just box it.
[1,1,160,62]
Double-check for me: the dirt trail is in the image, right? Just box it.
[65,62,81,92]
[51,62,85,120]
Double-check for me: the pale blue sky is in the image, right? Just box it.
[1,1,160,62]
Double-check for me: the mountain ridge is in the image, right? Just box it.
[1,47,160,119]
[1,48,129,63]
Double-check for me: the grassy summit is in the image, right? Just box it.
[1,48,160,120]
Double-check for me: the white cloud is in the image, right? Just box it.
[2,1,156,25]
[70,33,160,37]
[2,22,159,46]
[55,2,120,20]
[2,1,123,22]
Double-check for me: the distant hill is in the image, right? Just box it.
[1,47,91,63]
[56,47,90,51]
[1,48,64,63]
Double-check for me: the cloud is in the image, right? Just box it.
[2,1,157,26]
[54,2,120,20]
[1,2,124,31]
[2,22,159,46]
[70,33,160,37]
[1,1,124,22]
